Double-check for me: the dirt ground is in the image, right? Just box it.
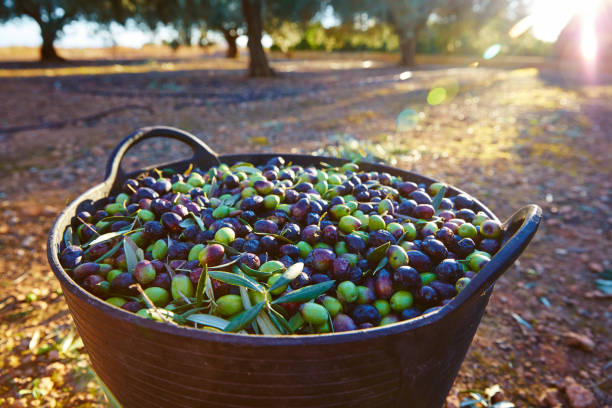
[0,52,610,407]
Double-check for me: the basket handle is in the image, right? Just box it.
[454,204,542,304]
[105,126,220,182]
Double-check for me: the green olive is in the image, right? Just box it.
[215,294,244,317]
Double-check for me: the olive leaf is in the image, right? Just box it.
[99,216,135,223]
[431,185,448,211]
[268,262,304,293]
[208,271,265,293]
[179,218,195,229]
[186,314,230,330]
[367,241,390,264]
[222,193,242,207]
[237,264,280,279]
[272,280,335,304]
[123,236,140,274]
[266,306,292,334]
[63,227,74,247]
[396,230,411,245]
[195,264,208,308]
[231,165,261,174]
[288,312,305,332]
[93,239,123,263]
[253,232,295,244]
[373,257,388,274]
[85,228,143,248]
[189,212,205,231]
[208,257,240,271]
[224,302,265,333]
[238,283,259,334]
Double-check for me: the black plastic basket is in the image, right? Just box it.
[47,126,541,408]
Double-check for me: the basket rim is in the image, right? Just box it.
[47,152,500,346]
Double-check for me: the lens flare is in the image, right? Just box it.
[509,16,534,39]
[396,109,419,131]
[427,88,447,106]
[483,44,502,60]
[399,71,412,80]
[580,2,598,61]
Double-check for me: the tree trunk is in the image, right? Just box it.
[223,29,239,59]
[241,0,274,77]
[39,25,64,62]
[398,34,416,67]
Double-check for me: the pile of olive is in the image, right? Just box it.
[59,157,503,334]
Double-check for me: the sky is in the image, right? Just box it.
[0,2,578,49]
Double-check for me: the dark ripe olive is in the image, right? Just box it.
[434,259,461,284]
[409,190,433,205]
[421,239,448,262]
[136,187,159,201]
[241,195,264,212]
[311,248,336,272]
[305,212,320,225]
[290,197,311,220]
[73,262,100,282]
[151,198,172,216]
[236,252,260,271]
[110,273,137,296]
[264,170,278,181]
[294,182,313,193]
[94,210,108,222]
[182,225,200,242]
[241,210,256,224]
[149,272,171,290]
[397,199,417,216]
[142,176,157,188]
[223,174,239,188]
[356,285,376,304]
[439,198,453,210]
[172,204,189,218]
[379,172,392,186]
[455,238,476,258]
[416,285,439,308]
[442,221,459,233]
[167,242,189,260]
[254,219,279,235]
[478,238,500,254]
[358,323,374,329]
[344,233,366,254]
[123,178,139,192]
[126,203,140,215]
[110,221,131,232]
[79,223,97,242]
[284,189,298,203]
[196,230,215,244]
[456,208,475,223]
[357,203,373,213]
[259,235,278,255]
[435,227,455,246]
[169,260,187,270]
[402,241,420,251]
[189,268,203,285]
[368,230,396,248]
[301,225,321,245]
[279,244,300,260]
[374,269,394,299]
[406,250,433,273]
[122,300,144,313]
[184,259,199,270]
[87,242,111,261]
[321,225,339,245]
[400,307,422,320]
[171,173,184,184]
[438,210,454,222]
[393,266,421,290]
[430,281,456,299]
[243,239,260,253]
[310,274,332,289]
[161,212,182,232]
[413,204,435,219]
[348,266,364,285]
[199,244,225,266]
[352,304,381,326]
[231,237,246,252]
[61,245,83,269]
[453,194,474,210]
[202,212,216,228]
[210,278,230,298]
[398,182,418,197]
[267,156,285,167]
[153,179,172,194]
[184,201,201,216]
[331,257,351,281]
[83,274,109,298]
[279,222,300,242]
[357,259,369,271]
[333,314,357,332]
[290,272,310,289]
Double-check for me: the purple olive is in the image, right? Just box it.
[351,304,381,326]
[311,248,336,273]
[254,219,279,235]
[393,266,421,290]
[73,262,100,282]
[430,281,456,299]
[121,300,144,313]
[161,212,182,232]
[333,313,357,332]
[421,239,448,262]
[301,225,321,245]
[331,257,351,281]
[434,260,461,284]
[110,273,137,296]
[405,250,432,273]
[374,269,394,299]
